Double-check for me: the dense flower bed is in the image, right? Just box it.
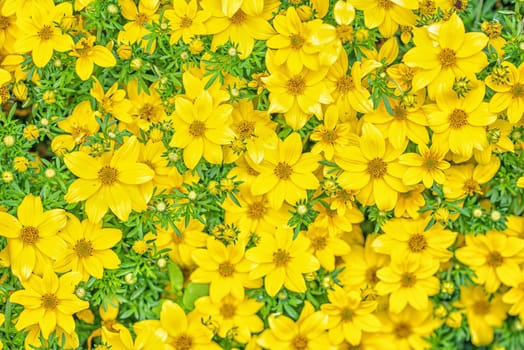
[0,0,523,349]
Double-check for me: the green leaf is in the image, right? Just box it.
[182,283,209,310]
[168,261,184,291]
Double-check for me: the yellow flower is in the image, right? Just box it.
[263,51,334,129]
[394,184,426,218]
[266,6,338,74]
[502,273,524,320]
[54,214,121,280]
[372,217,457,263]
[169,90,235,169]
[455,285,508,346]
[350,0,418,38]
[9,268,89,339]
[455,231,524,293]
[403,13,489,96]
[69,35,116,80]
[191,238,256,302]
[474,119,515,164]
[321,285,381,345]
[194,293,264,343]
[119,0,159,48]
[90,77,133,123]
[125,79,168,133]
[443,158,500,200]
[164,0,210,44]
[313,199,363,236]
[398,142,450,188]
[14,0,74,67]
[375,255,440,313]
[518,176,524,188]
[138,140,182,192]
[250,132,321,209]
[202,0,276,59]
[13,156,29,172]
[245,227,320,297]
[64,136,155,223]
[486,61,524,123]
[0,194,67,280]
[257,301,334,350]
[305,224,351,271]
[335,123,410,211]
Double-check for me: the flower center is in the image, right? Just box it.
[473,300,490,315]
[20,226,39,244]
[291,335,308,350]
[321,129,337,143]
[290,34,305,49]
[311,236,328,250]
[230,9,247,24]
[394,322,411,338]
[247,201,266,219]
[463,179,480,195]
[400,272,416,287]
[135,12,148,26]
[486,251,503,267]
[286,76,306,96]
[367,158,387,179]
[38,25,53,41]
[235,120,255,138]
[74,239,94,258]
[449,109,468,129]
[274,162,293,180]
[512,83,524,98]
[438,48,456,68]
[138,103,156,122]
[98,165,119,185]
[171,232,184,244]
[378,0,393,9]
[173,334,193,350]
[419,0,436,15]
[273,248,291,267]
[408,234,427,253]
[341,307,353,322]
[75,40,92,57]
[0,16,10,30]
[453,0,468,11]
[393,106,407,119]
[366,267,380,285]
[219,303,236,319]
[180,15,193,28]
[336,76,355,94]
[490,65,511,86]
[189,120,206,137]
[336,25,353,43]
[218,262,235,277]
[41,293,59,310]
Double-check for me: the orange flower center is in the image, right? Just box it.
[463,179,480,195]
[75,40,92,57]
[473,300,490,315]
[220,303,236,319]
[394,322,412,338]
[336,75,355,94]
[291,335,308,350]
[400,272,416,287]
[438,48,457,68]
[286,76,306,96]
[135,12,148,26]
[20,226,39,244]
[273,248,291,267]
[173,334,193,350]
[180,15,193,28]
[218,262,235,277]
[321,129,338,143]
[367,158,387,179]
[366,267,380,285]
[512,83,524,98]
[290,34,305,49]
[230,9,247,24]
[486,251,503,267]
[138,103,156,121]
[311,235,328,250]
[41,293,59,310]
[408,234,427,253]
[74,239,94,258]
[247,201,266,219]
[235,120,255,138]
[0,16,10,30]
[378,0,393,9]
[38,25,53,41]
[71,126,91,143]
[98,165,119,185]
[393,106,407,120]
[189,120,206,137]
[449,109,468,129]
[419,0,436,15]
[274,162,293,180]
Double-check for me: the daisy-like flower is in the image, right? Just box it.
[335,123,410,211]
[191,238,256,302]
[403,13,489,96]
[257,302,333,350]
[54,214,121,280]
[395,184,425,218]
[375,255,440,313]
[14,0,74,67]
[455,231,524,293]
[164,0,210,44]
[69,35,116,81]
[486,61,524,123]
[10,269,89,340]
[321,285,381,346]
[119,0,159,48]
[169,90,235,169]
[125,79,168,134]
[90,77,133,123]
[0,194,67,280]
[250,132,321,209]
[455,285,508,346]
[398,142,450,188]
[63,136,155,223]
[304,224,351,271]
[372,216,457,263]
[443,157,500,200]
[245,227,320,297]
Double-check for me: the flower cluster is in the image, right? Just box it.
[0,0,523,349]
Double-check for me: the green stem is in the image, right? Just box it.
[476,0,484,24]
